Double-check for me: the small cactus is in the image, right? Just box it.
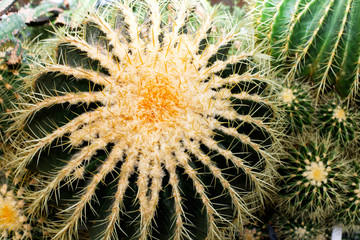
[276,215,329,240]
[337,161,360,233]
[279,83,314,133]
[6,0,283,239]
[278,138,347,221]
[317,100,358,146]
[239,221,269,240]
[253,0,360,100]
[0,41,34,141]
[0,177,31,240]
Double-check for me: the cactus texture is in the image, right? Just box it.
[253,0,360,100]
[6,0,283,239]
[278,138,347,221]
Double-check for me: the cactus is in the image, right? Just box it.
[276,215,329,240]
[337,161,360,233]
[278,138,347,221]
[279,83,314,133]
[0,41,35,143]
[6,0,283,239]
[317,99,358,146]
[0,1,62,44]
[239,221,269,240]
[253,0,360,100]
[0,172,31,240]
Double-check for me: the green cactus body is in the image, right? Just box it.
[278,139,346,221]
[280,84,314,133]
[7,1,282,239]
[318,101,357,145]
[254,0,360,99]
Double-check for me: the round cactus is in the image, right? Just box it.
[278,138,347,221]
[279,83,314,133]
[0,41,29,142]
[253,0,360,100]
[0,176,31,240]
[6,0,283,239]
[276,215,329,240]
[317,100,357,146]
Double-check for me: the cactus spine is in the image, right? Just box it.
[6,0,283,239]
[254,0,360,100]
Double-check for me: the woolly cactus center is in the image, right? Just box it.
[294,227,308,238]
[303,161,329,186]
[354,187,360,199]
[0,200,19,230]
[333,106,346,122]
[281,88,296,103]
[136,75,183,123]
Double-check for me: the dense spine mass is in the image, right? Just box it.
[6,1,282,239]
[254,0,360,100]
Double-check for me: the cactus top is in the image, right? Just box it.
[8,1,281,239]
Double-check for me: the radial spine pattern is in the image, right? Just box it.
[7,1,282,239]
[278,139,346,221]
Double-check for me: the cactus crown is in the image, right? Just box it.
[278,138,347,221]
[0,183,31,240]
[7,0,282,239]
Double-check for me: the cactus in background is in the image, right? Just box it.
[278,138,347,221]
[317,99,358,146]
[276,215,329,240]
[239,220,269,240]
[337,161,360,233]
[0,171,31,240]
[5,0,284,239]
[253,0,360,100]
[279,83,314,133]
[0,1,62,44]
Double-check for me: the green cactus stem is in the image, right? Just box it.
[6,0,284,239]
[253,0,360,100]
[278,138,347,221]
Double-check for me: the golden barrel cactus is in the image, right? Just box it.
[6,0,283,239]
